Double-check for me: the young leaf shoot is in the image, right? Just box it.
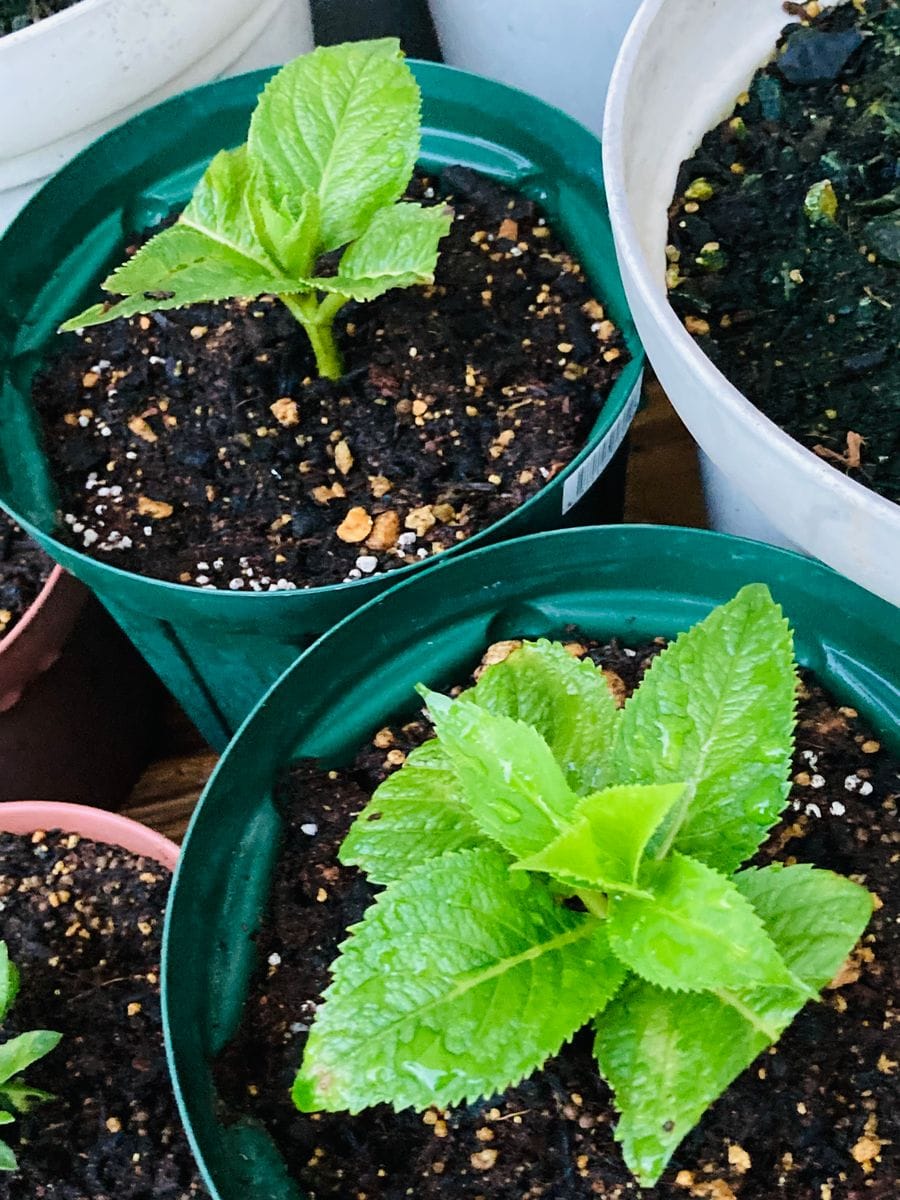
[0,943,61,1172]
[294,586,874,1186]
[60,40,452,381]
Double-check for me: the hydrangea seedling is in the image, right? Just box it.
[0,942,61,1171]
[60,39,453,381]
[293,584,873,1185]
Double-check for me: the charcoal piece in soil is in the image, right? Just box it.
[32,168,628,591]
[667,0,899,504]
[0,511,53,642]
[214,637,899,1200]
[0,831,206,1199]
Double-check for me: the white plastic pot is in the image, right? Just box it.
[603,0,900,608]
[0,0,314,230]
[427,0,642,135]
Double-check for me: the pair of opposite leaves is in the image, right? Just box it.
[292,584,872,1186]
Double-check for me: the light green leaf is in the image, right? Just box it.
[595,863,872,1184]
[0,1032,61,1087]
[250,184,321,280]
[0,946,19,1023]
[339,740,483,885]
[611,583,796,873]
[180,146,279,272]
[607,852,802,994]
[293,848,625,1113]
[0,1135,16,1171]
[0,1080,55,1114]
[514,783,685,896]
[249,38,420,252]
[419,687,581,860]
[735,863,873,990]
[469,640,621,794]
[595,978,777,1185]
[59,225,299,331]
[309,202,452,302]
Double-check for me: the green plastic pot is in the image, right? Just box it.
[0,61,644,749]
[161,524,900,1200]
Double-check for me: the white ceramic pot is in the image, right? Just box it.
[0,0,314,230]
[603,0,900,608]
[427,0,642,135]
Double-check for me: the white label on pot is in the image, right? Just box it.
[562,369,644,514]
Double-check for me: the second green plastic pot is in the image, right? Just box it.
[161,524,900,1200]
[0,60,643,749]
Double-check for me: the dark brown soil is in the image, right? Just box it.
[0,0,79,36]
[668,0,899,504]
[33,169,627,592]
[0,512,52,642]
[0,830,206,1199]
[215,638,899,1200]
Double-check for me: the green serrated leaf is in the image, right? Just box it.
[607,852,801,994]
[0,946,19,1023]
[0,1134,16,1172]
[595,978,777,1185]
[419,687,581,860]
[595,861,873,1185]
[59,225,298,331]
[469,640,622,794]
[309,202,453,302]
[611,583,796,873]
[249,38,419,253]
[293,848,625,1113]
[0,1032,62,1087]
[735,863,873,990]
[339,740,483,885]
[514,783,685,896]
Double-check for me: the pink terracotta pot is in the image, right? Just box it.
[0,801,179,869]
[0,565,86,712]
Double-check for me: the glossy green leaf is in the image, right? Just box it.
[0,1134,16,1172]
[595,861,873,1184]
[470,640,622,794]
[0,1032,62,1087]
[249,38,419,252]
[339,740,483,884]
[0,946,19,1023]
[735,863,873,990]
[294,848,625,1113]
[310,202,453,302]
[419,687,581,860]
[607,852,801,994]
[514,783,685,896]
[611,583,796,872]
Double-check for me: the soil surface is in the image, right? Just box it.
[216,637,899,1199]
[0,512,52,642]
[0,830,206,1199]
[33,169,627,591]
[0,0,79,36]
[668,0,899,504]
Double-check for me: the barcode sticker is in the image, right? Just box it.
[561,369,644,514]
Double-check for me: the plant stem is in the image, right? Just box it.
[279,292,350,381]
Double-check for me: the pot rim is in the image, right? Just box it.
[0,562,65,656]
[0,800,179,870]
[602,0,899,523]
